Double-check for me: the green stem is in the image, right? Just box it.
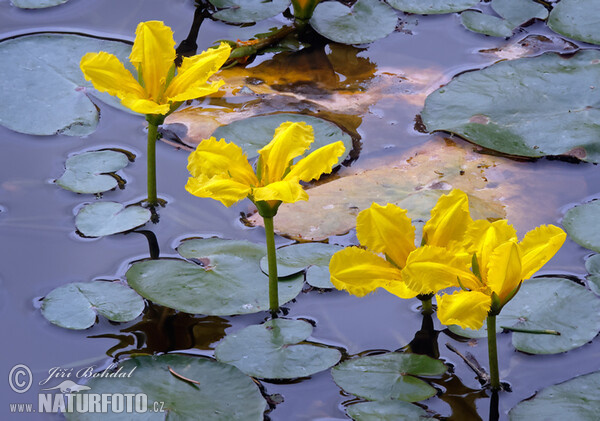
[263,216,279,314]
[499,326,560,335]
[420,296,433,315]
[487,314,501,391]
[146,122,158,206]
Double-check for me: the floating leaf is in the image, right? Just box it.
[0,33,131,136]
[259,242,342,288]
[209,0,291,23]
[212,113,352,161]
[75,202,151,237]
[387,0,479,14]
[509,371,600,420]
[548,0,600,46]
[309,0,398,45]
[215,318,341,379]
[422,50,600,162]
[55,150,130,194]
[460,11,514,38]
[41,281,144,330]
[10,0,68,8]
[64,354,266,420]
[449,277,600,354]
[563,200,600,253]
[247,139,509,241]
[491,0,548,27]
[332,352,447,402]
[585,254,600,295]
[127,238,304,316]
[347,400,433,420]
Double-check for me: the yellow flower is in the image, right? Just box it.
[185,121,346,211]
[291,0,321,19]
[329,189,474,299]
[403,219,567,330]
[80,21,231,116]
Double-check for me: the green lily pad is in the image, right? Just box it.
[126,238,304,316]
[509,371,600,420]
[64,354,266,420]
[10,0,68,8]
[347,400,433,420]
[56,150,131,194]
[212,113,352,162]
[75,202,151,237]
[387,0,479,14]
[491,0,548,27]
[0,33,132,136]
[585,254,600,295]
[209,0,291,23]
[449,277,600,354]
[460,11,514,38]
[215,318,341,379]
[422,50,600,163]
[563,200,600,253]
[41,281,144,330]
[548,0,600,46]
[309,0,398,45]
[332,352,447,402]
[259,242,342,288]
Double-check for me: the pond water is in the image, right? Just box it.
[1,0,600,420]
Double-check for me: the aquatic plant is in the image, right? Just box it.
[80,20,230,205]
[186,121,345,313]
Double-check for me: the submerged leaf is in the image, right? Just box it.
[64,355,267,420]
[215,318,341,379]
[41,281,144,330]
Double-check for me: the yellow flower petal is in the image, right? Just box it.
[382,281,420,300]
[253,180,308,203]
[121,97,170,115]
[466,219,517,280]
[486,241,522,303]
[355,203,415,269]
[258,122,313,184]
[129,21,176,100]
[80,52,146,102]
[519,224,566,281]
[329,247,403,297]
[285,141,346,182]
[401,245,477,294]
[185,175,251,207]
[423,189,472,248]
[437,290,491,330]
[187,137,257,185]
[165,43,231,101]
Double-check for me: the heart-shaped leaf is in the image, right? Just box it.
[387,0,479,14]
[460,11,514,38]
[347,400,433,420]
[332,352,447,402]
[215,318,341,379]
[126,238,304,316]
[75,202,151,237]
[585,254,600,295]
[212,113,353,162]
[56,150,131,194]
[41,281,144,330]
[563,200,600,253]
[449,277,600,354]
[422,50,600,162]
[260,242,343,288]
[209,0,291,23]
[64,354,267,420]
[309,0,398,45]
[10,0,68,8]
[491,0,548,27]
[509,371,600,420]
[0,33,132,136]
[548,0,600,46]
